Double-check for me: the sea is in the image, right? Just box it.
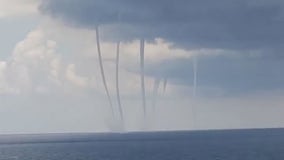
[0,128,284,160]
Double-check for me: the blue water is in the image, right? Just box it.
[1,129,284,160]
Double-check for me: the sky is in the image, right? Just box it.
[0,0,284,134]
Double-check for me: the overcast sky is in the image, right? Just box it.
[0,0,284,134]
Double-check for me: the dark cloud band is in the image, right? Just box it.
[40,0,284,52]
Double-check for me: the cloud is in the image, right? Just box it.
[37,0,284,96]
[3,29,59,94]
[2,13,284,132]
[66,64,89,88]
[151,55,284,96]
[0,20,190,96]
[0,28,70,94]
[0,0,38,18]
[31,16,283,96]
[40,0,284,55]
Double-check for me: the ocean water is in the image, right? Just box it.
[1,129,284,160]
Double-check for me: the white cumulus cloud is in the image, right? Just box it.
[0,0,38,18]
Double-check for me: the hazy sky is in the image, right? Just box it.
[0,0,284,134]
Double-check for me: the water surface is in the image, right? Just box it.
[1,129,284,160]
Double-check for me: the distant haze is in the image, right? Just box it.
[0,0,283,133]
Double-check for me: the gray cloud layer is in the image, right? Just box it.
[150,55,284,95]
[40,0,284,93]
[40,0,284,52]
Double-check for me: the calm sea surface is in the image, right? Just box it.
[1,129,284,160]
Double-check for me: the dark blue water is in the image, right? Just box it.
[1,129,284,160]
